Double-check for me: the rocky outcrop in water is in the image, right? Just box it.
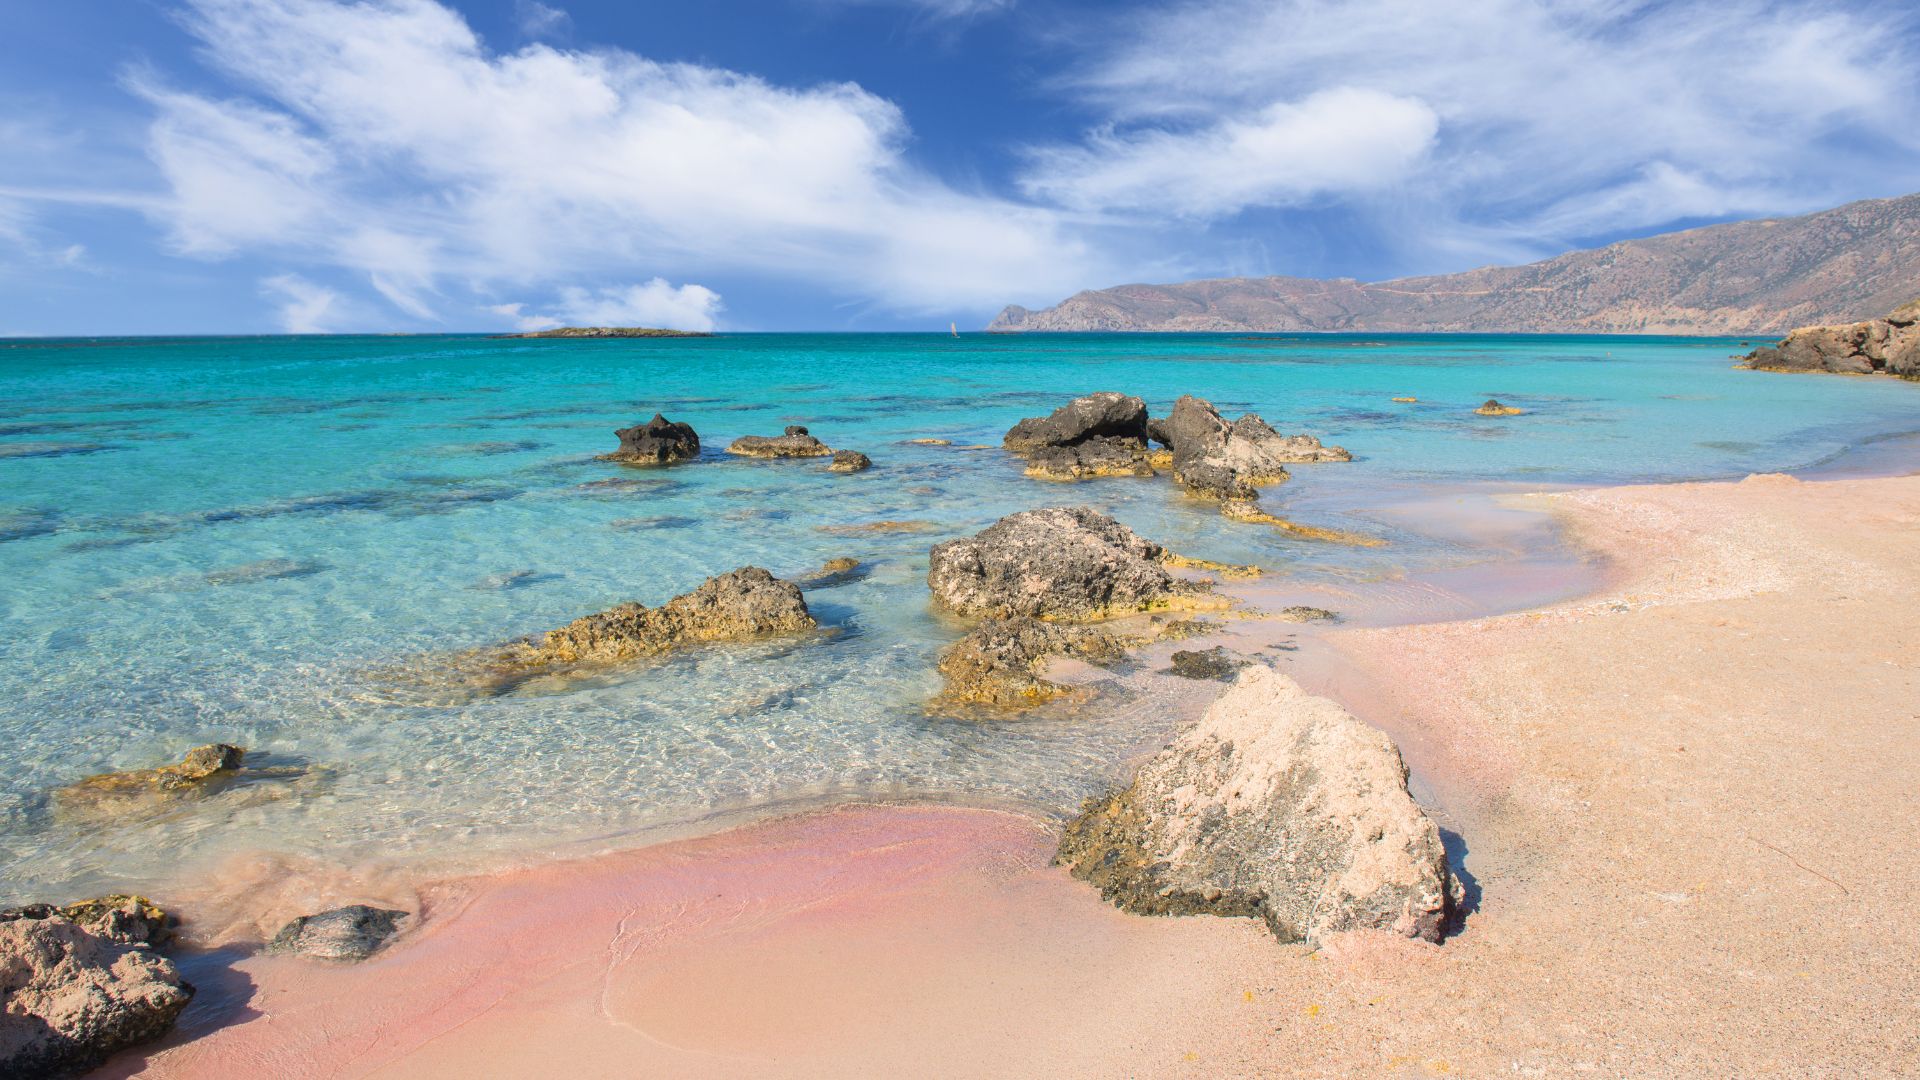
[53,745,246,815]
[1475,399,1524,416]
[606,414,700,465]
[933,616,1131,707]
[1743,299,1920,379]
[0,915,193,1078]
[1164,646,1246,681]
[267,905,410,962]
[1151,395,1350,501]
[1001,393,1155,480]
[1059,666,1460,944]
[507,567,814,667]
[828,450,871,473]
[728,426,834,459]
[927,507,1211,621]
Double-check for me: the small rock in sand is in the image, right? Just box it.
[267,905,410,962]
[1164,646,1246,680]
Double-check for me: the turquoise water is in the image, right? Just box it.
[1,332,1915,903]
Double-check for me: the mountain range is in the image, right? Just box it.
[988,193,1920,335]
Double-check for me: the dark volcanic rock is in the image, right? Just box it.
[507,567,815,666]
[926,507,1210,620]
[266,905,410,962]
[1022,437,1156,481]
[1152,395,1350,500]
[0,916,193,1078]
[1002,392,1149,454]
[1165,646,1246,681]
[1058,667,1461,944]
[728,425,834,458]
[607,414,700,465]
[828,449,872,473]
[934,616,1130,707]
[1744,299,1920,379]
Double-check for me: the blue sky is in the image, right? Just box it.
[3,0,1918,335]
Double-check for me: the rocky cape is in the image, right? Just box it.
[1742,298,1920,379]
[991,192,1920,335]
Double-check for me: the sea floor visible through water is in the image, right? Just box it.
[2,330,1916,915]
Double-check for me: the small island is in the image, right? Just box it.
[494,326,712,339]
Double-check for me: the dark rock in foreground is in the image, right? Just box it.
[1059,667,1460,944]
[934,616,1130,707]
[1165,646,1246,681]
[0,916,193,1078]
[506,567,814,667]
[1002,393,1155,480]
[267,905,410,962]
[828,449,871,473]
[606,414,700,465]
[927,507,1212,621]
[1743,299,1920,379]
[728,425,834,458]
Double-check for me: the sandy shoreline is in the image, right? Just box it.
[107,470,1919,1078]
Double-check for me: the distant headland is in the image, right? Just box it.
[494,326,713,339]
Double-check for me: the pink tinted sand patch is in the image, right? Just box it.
[102,804,1268,1079]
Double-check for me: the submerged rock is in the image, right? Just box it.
[1,896,177,950]
[926,507,1211,621]
[606,414,700,465]
[1219,501,1385,545]
[1475,399,1525,416]
[1165,646,1246,681]
[506,567,815,667]
[796,557,865,588]
[933,616,1130,707]
[1058,667,1461,944]
[828,449,872,473]
[1743,299,1920,379]
[267,905,409,962]
[54,745,246,814]
[727,425,833,458]
[0,916,193,1079]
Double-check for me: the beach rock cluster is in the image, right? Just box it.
[606,414,700,465]
[0,913,193,1078]
[934,616,1130,707]
[267,905,409,962]
[1,896,176,950]
[1002,392,1156,480]
[728,425,834,459]
[1059,666,1460,944]
[1151,394,1350,501]
[927,507,1204,621]
[53,744,247,817]
[507,566,815,667]
[1743,299,1920,379]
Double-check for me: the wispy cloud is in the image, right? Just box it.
[103,0,1098,326]
[492,279,724,332]
[260,272,341,333]
[1031,0,1920,267]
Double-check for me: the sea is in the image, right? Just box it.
[2,331,1915,904]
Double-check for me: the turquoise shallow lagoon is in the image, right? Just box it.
[1,331,1916,902]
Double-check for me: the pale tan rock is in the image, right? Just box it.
[0,917,193,1078]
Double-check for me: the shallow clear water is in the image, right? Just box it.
[2,331,1915,902]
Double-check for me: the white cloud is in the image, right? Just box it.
[496,278,724,332]
[111,0,1098,324]
[513,0,570,40]
[1040,0,1920,263]
[260,272,341,333]
[827,0,1014,17]
[1022,88,1438,218]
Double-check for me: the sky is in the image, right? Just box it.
[2,0,1918,335]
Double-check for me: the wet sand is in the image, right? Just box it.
[108,472,1919,1078]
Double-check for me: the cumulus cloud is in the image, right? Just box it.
[1037,0,1920,264]
[117,0,1097,324]
[1022,88,1438,218]
[493,279,724,332]
[260,272,341,333]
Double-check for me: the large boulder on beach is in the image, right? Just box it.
[510,567,814,666]
[1058,666,1460,944]
[267,905,409,962]
[1002,392,1149,454]
[927,507,1205,621]
[933,616,1130,707]
[607,414,700,464]
[1744,299,1920,379]
[728,426,833,458]
[0,916,193,1079]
